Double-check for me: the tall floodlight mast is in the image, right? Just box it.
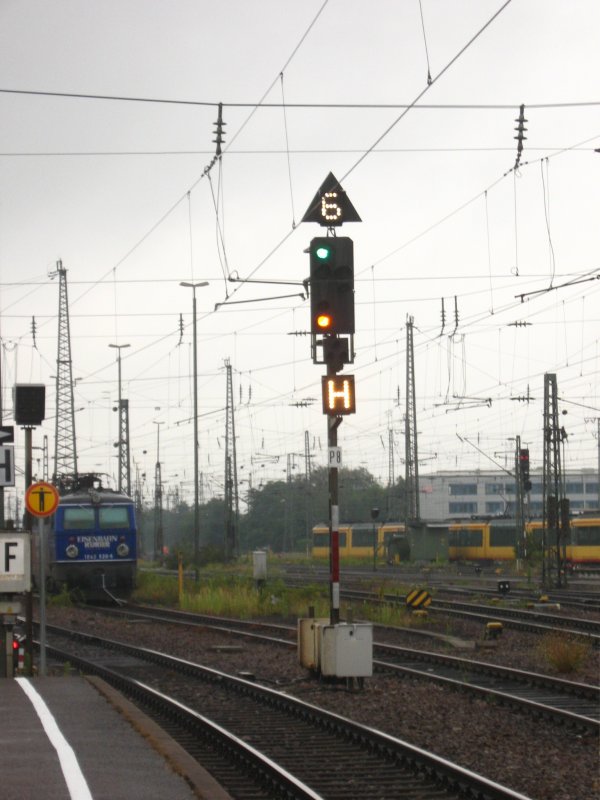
[405,316,420,524]
[51,260,78,486]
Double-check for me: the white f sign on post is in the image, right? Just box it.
[0,533,31,593]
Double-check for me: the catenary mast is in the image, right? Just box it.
[52,260,78,486]
[405,316,420,523]
[224,359,238,559]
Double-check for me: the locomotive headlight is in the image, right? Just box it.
[117,543,130,557]
[66,544,79,558]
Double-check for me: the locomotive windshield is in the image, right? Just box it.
[99,507,130,529]
[63,507,95,530]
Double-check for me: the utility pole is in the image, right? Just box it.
[108,343,131,495]
[387,422,394,520]
[51,261,78,487]
[304,430,312,555]
[515,436,530,564]
[153,421,163,564]
[180,281,209,578]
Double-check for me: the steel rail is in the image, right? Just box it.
[39,628,532,800]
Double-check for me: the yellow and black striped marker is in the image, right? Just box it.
[405,588,432,609]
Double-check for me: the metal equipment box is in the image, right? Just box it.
[319,622,373,678]
[297,617,329,671]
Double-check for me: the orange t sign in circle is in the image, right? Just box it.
[25,481,60,518]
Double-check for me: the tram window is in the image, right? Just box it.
[99,507,130,529]
[339,532,347,547]
[352,529,375,547]
[489,527,516,547]
[451,528,482,547]
[313,532,329,548]
[573,526,600,546]
[63,507,95,530]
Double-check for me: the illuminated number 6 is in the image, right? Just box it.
[321,192,342,222]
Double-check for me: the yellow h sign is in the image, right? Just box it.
[321,375,356,416]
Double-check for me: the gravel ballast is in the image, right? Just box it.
[46,606,599,800]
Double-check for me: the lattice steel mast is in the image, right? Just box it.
[224,359,238,559]
[51,260,78,485]
[405,316,420,523]
[542,373,567,587]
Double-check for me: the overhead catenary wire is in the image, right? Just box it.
[279,72,297,229]
[417,0,433,85]
[4,3,600,484]
[3,87,600,111]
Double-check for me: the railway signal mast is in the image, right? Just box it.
[302,173,360,626]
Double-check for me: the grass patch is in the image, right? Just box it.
[134,569,432,629]
[133,571,330,619]
[537,632,590,674]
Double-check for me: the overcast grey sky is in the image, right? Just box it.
[1,0,599,510]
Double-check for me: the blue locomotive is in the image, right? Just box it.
[41,474,137,601]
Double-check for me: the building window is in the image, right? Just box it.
[585,482,599,495]
[530,483,542,494]
[485,502,504,514]
[565,482,583,494]
[449,484,477,496]
[485,483,504,495]
[449,501,477,514]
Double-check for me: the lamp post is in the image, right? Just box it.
[180,281,209,580]
[108,343,130,493]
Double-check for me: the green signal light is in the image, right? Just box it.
[315,245,332,261]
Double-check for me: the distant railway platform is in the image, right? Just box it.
[0,675,232,800]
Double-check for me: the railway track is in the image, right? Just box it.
[334,587,600,644]
[82,604,600,733]
[38,623,531,800]
[279,569,600,639]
